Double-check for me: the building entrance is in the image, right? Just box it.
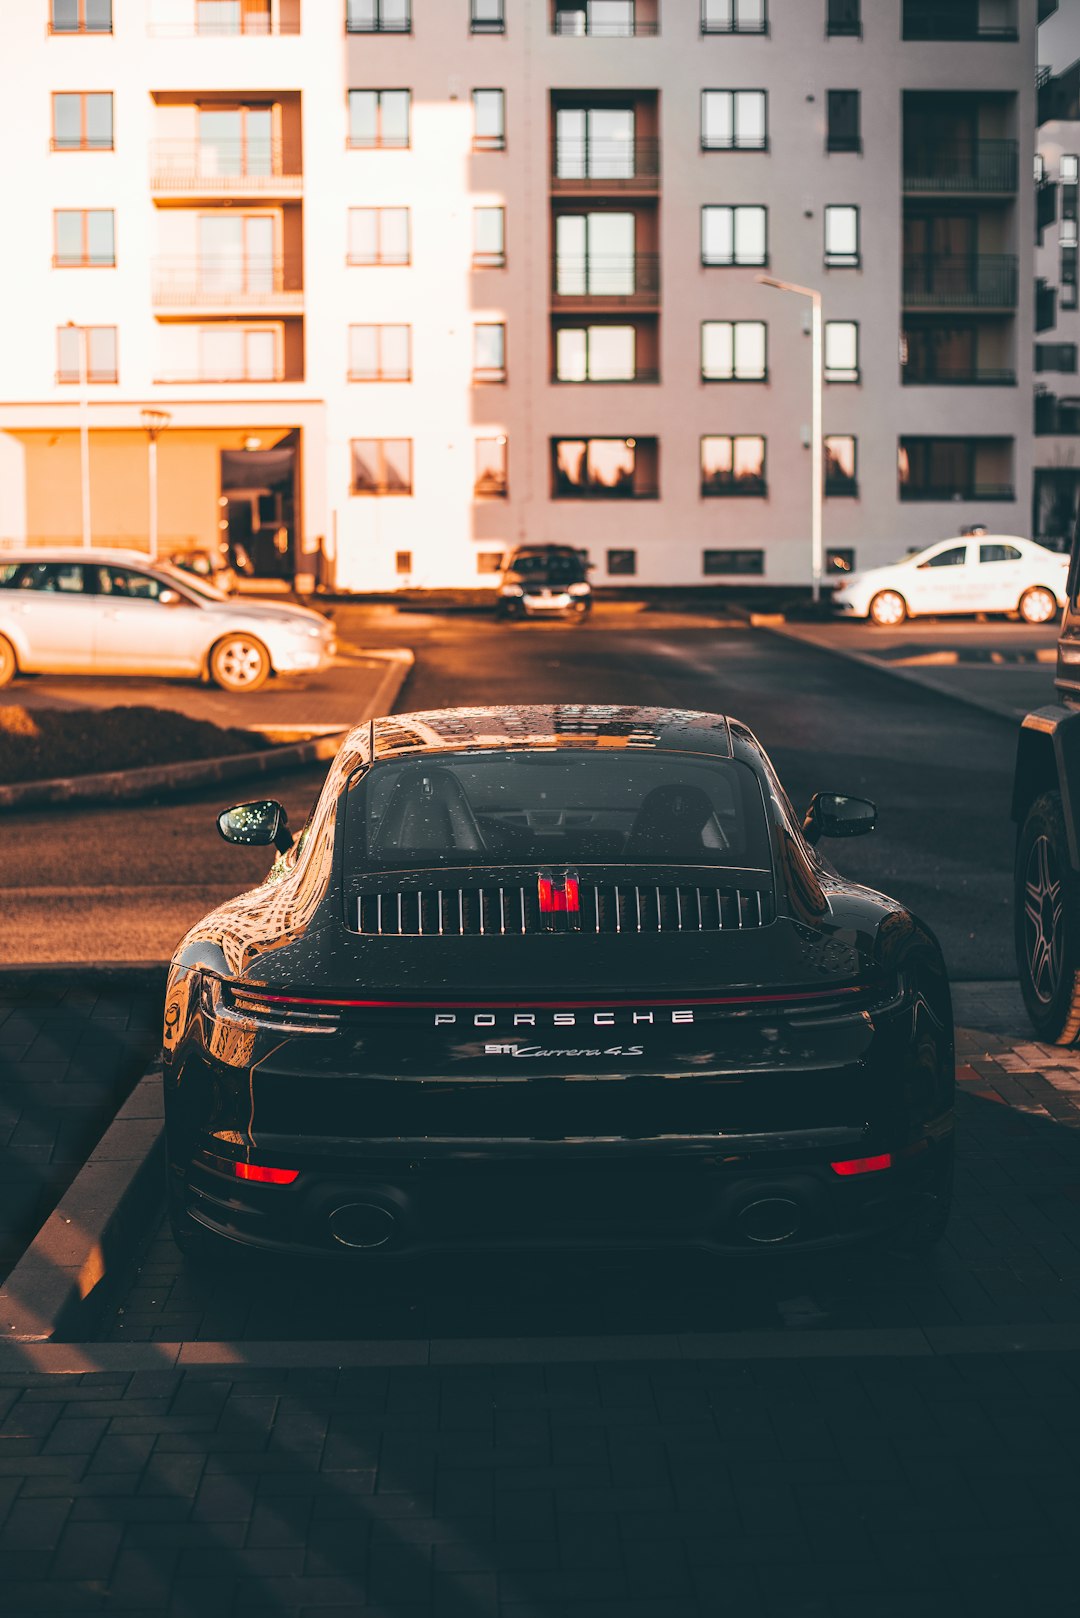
[219,431,297,579]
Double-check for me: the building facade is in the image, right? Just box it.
[1035,51,1080,550]
[0,0,1040,590]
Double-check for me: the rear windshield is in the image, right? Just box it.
[509,552,586,584]
[344,750,772,871]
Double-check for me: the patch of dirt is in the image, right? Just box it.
[0,705,271,785]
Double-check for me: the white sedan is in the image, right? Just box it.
[0,547,335,692]
[831,535,1070,627]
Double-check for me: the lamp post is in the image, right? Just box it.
[66,322,92,547]
[757,276,824,603]
[140,408,172,562]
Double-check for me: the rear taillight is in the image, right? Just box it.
[830,1154,892,1177]
[233,1163,299,1185]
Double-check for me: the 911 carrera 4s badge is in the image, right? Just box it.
[484,1043,645,1059]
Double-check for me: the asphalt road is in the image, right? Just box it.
[2,608,1020,977]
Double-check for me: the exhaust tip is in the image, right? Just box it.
[328,1202,397,1251]
[737,1197,802,1245]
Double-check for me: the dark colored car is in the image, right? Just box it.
[497,545,592,618]
[163,705,954,1263]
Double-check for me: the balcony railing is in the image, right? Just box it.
[551,11,659,35]
[902,365,1017,386]
[903,139,1018,194]
[551,369,660,384]
[900,482,1015,502]
[902,254,1018,308]
[551,138,660,189]
[1036,394,1080,434]
[552,254,660,304]
[149,140,302,194]
[147,9,300,35]
[902,2,1017,40]
[702,476,768,498]
[553,478,659,498]
[154,370,289,384]
[152,257,303,308]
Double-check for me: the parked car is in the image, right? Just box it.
[497,545,592,618]
[1014,512,1080,1040]
[163,703,954,1264]
[0,547,334,693]
[831,535,1070,627]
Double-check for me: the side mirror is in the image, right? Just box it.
[802,792,876,844]
[217,800,293,852]
[157,589,183,607]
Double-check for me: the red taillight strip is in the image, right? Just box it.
[830,1154,892,1177]
[243,986,870,1012]
[233,1163,299,1185]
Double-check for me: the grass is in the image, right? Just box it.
[0,705,271,785]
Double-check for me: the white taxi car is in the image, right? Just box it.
[0,548,335,693]
[831,535,1070,627]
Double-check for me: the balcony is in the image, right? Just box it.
[154,368,288,385]
[900,482,1015,500]
[1035,393,1080,435]
[551,368,659,384]
[1038,176,1058,234]
[152,257,303,312]
[1036,278,1058,331]
[551,138,660,193]
[146,1,300,35]
[902,254,1018,310]
[902,364,1016,386]
[150,141,302,198]
[903,139,1018,195]
[551,254,660,308]
[902,1,1018,41]
[551,4,659,35]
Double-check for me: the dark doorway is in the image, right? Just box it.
[220,431,298,579]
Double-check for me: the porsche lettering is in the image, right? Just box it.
[433,1010,695,1027]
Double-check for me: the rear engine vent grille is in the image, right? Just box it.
[355,882,773,937]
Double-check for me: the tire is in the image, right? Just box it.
[868,590,907,627]
[1015,790,1080,1044]
[1018,586,1059,626]
[209,633,271,693]
[0,635,17,687]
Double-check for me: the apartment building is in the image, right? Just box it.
[0,0,1040,591]
[1035,51,1080,548]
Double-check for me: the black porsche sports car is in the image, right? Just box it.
[163,705,954,1261]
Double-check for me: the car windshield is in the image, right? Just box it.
[158,565,228,601]
[509,552,587,584]
[345,750,772,871]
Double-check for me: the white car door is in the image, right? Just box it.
[972,541,1025,612]
[89,565,206,674]
[905,542,972,615]
[1,560,97,671]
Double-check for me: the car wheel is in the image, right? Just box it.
[868,590,907,627]
[1018,586,1059,626]
[209,633,271,693]
[1015,791,1080,1044]
[0,635,17,687]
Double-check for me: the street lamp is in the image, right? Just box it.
[757,276,824,603]
[65,322,92,547]
[140,408,172,563]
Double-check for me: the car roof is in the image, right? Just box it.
[348,706,736,763]
[0,547,162,566]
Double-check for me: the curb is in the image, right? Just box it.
[0,1064,165,1343]
[757,622,1022,725]
[0,648,414,814]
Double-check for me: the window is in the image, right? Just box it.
[471,0,505,31]
[56,324,117,383]
[346,0,411,31]
[701,91,767,152]
[701,320,766,381]
[351,439,413,495]
[824,435,857,496]
[825,321,859,382]
[555,211,639,295]
[980,543,1022,565]
[1,562,86,593]
[94,566,177,600]
[347,207,410,265]
[703,549,764,575]
[552,2,653,37]
[826,0,860,35]
[473,323,506,382]
[555,106,636,180]
[607,548,637,575]
[473,207,506,268]
[50,0,112,32]
[1035,154,1045,185]
[921,545,967,568]
[1036,343,1078,373]
[701,436,766,497]
[552,437,656,498]
[1062,219,1079,248]
[701,0,766,32]
[52,92,113,151]
[1063,155,1080,185]
[898,437,1015,502]
[702,206,767,266]
[473,90,506,151]
[348,324,412,381]
[348,90,410,150]
[826,90,861,154]
[475,437,508,498]
[54,210,115,268]
[824,205,860,268]
[193,1,276,34]
[556,325,637,381]
[395,551,412,575]
[827,549,855,574]
[192,326,278,381]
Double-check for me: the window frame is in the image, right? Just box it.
[56,323,118,384]
[472,322,507,383]
[53,208,116,269]
[470,0,506,33]
[825,0,860,37]
[824,319,860,383]
[1061,154,1079,185]
[700,434,768,498]
[702,548,765,576]
[49,0,112,33]
[346,206,411,266]
[701,89,768,152]
[825,89,862,155]
[345,0,412,33]
[474,436,509,499]
[51,91,114,152]
[347,323,413,383]
[700,319,768,382]
[350,438,414,496]
[606,547,637,575]
[824,204,860,269]
[472,206,506,269]
[554,323,640,383]
[347,89,411,151]
[472,88,506,151]
[701,204,768,267]
[550,435,656,499]
[824,434,858,497]
[700,0,768,35]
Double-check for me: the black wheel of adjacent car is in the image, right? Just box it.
[1015,791,1080,1044]
[0,634,17,688]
